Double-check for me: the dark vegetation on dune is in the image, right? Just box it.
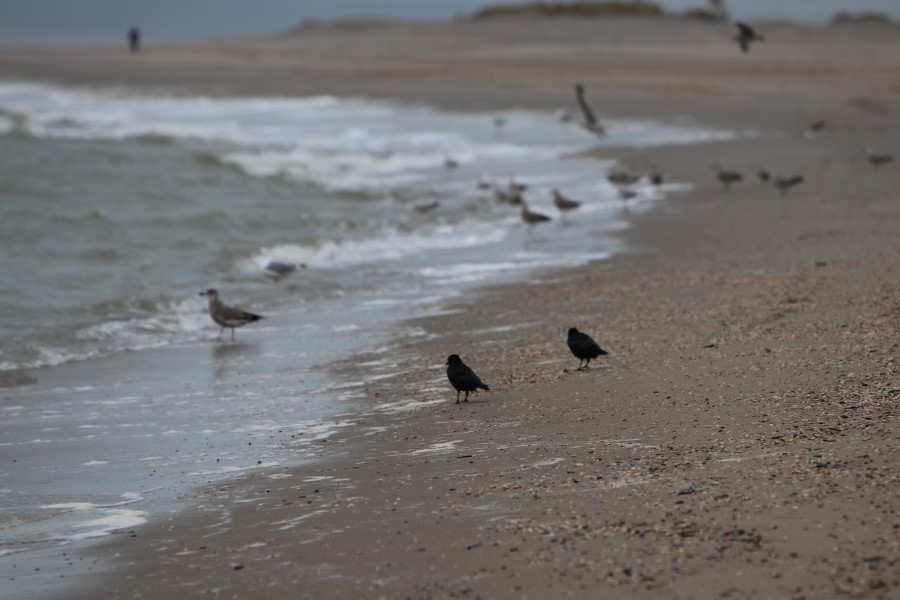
[470,1,663,20]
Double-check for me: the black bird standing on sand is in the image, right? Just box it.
[567,327,608,371]
[713,164,743,191]
[755,165,772,184]
[575,83,606,136]
[735,21,764,53]
[446,354,489,404]
[199,289,264,341]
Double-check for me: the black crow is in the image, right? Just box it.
[567,327,608,371]
[446,354,489,404]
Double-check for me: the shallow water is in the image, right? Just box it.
[0,80,738,593]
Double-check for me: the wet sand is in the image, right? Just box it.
[1,16,898,599]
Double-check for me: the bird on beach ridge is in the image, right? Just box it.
[735,21,764,53]
[575,83,606,136]
[774,174,804,196]
[866,148,894,169]
[199,288,263,342]
[713,164,743,191]
[446,354,489,404]
[567,327,608,371]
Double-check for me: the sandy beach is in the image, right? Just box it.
[1,15,898,599]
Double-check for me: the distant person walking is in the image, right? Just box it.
[128,26,141,53]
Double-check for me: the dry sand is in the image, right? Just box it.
[1,16,897,599]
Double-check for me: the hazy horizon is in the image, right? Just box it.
[0,0,898,47]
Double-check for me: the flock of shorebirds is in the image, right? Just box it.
[198,20,893,405]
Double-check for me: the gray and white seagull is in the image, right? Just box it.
[199,288,264,341]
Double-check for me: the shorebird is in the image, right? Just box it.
[199,289,263,341]
[553,189,581,218]
[866,148,894,169]
[443,154,459,172]
[648,166,664,186]
[567,327,608,371]
[804,120,827,137]
[446,354,489,404]
[755,165,772,184]
[507,175,527,195]
[521,202,552,226]
[774,175,804,196]
[713,164,743,191]
[575,83,606,136]
[263,261,305,281]
[735,21,764,53]
[555,108,574,123]
[607,167,639,187]
[491,182,522,206]
[619,187,638,201]
[413,199,440,213]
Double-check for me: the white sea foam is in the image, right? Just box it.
[238,222,508,272]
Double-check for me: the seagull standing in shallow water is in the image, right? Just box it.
[521,202,552,226]
[553,189,581,219]
[199,289,263,341]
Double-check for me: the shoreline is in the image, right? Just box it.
[1,16,898,599]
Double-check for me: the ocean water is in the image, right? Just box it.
[0,79,737,593]
[0,80,735,373]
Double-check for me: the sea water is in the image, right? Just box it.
[0,79,737,592]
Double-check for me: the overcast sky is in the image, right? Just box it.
[0,0,898,47]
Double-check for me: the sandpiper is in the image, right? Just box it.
[735,21,764,53]
[713,164,743,191]
[575,83,606,136]
[755,165,772,184]
[774,175,804,196]
[199,289,263,341]
[866,148,894,169]
[607,167,639,187]
[491,182,522,206]
[521,202,551,226]
[553,189,581,218]
[804,120,827,137]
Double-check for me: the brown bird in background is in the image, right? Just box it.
[774,175,804,196]
[866,148,894,169]
[735,21,764,53]
[713,164,743,191]
[521,202,552,226]
[552,189,581,218]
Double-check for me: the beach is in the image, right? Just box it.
[0,15,898,599]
